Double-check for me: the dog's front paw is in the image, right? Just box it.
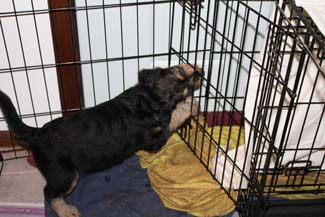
[184,97,199,116]
[169,97,201,132]
[190,98,199,116]
[57,205,80,217]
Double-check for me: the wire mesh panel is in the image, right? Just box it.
[240,0,325,216]
[0,0,62,160]
[174,0,325,216]
[175,0,277,201]
[0,0,182,160]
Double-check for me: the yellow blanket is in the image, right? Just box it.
[137,116,324,216]
[137,117,242,216]
[263,173,325,200]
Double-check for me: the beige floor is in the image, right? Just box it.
[0,158,45,208]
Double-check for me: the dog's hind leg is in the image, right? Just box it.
[169,96,199,132]
[42,165,81,217]
[47,196,80,217]
[64,173,79,196]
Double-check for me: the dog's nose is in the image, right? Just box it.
[193,66,204,80]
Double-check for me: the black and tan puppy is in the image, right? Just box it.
[0,64,202,217]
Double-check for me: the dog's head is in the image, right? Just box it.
[138,64,203,108]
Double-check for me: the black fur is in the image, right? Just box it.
[0,65,199,216]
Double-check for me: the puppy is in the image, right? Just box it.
[0,64,202,217]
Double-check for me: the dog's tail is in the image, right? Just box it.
[0,90,37,147]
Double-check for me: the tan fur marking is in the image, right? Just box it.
[178,64,194,76]
[174,71,185,80]
[151,126,163,134]
[183,88,189,97]
[169,97,199,132]
[64,174,79,196]
[50,198,80,217]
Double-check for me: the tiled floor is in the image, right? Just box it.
[0,158,45,212]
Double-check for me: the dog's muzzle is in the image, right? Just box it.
[171,64,204,90]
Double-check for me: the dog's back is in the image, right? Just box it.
[38,86,169,173]
[0,86,170,173]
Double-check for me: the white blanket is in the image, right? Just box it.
[295,0,325,36]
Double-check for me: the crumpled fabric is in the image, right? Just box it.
[137,117,237,217]
[45,155,192,217]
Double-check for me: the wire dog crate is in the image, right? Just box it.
[0,0,324,216]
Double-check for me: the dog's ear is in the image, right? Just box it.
[138,68,163,86]
[138,69,153,84]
